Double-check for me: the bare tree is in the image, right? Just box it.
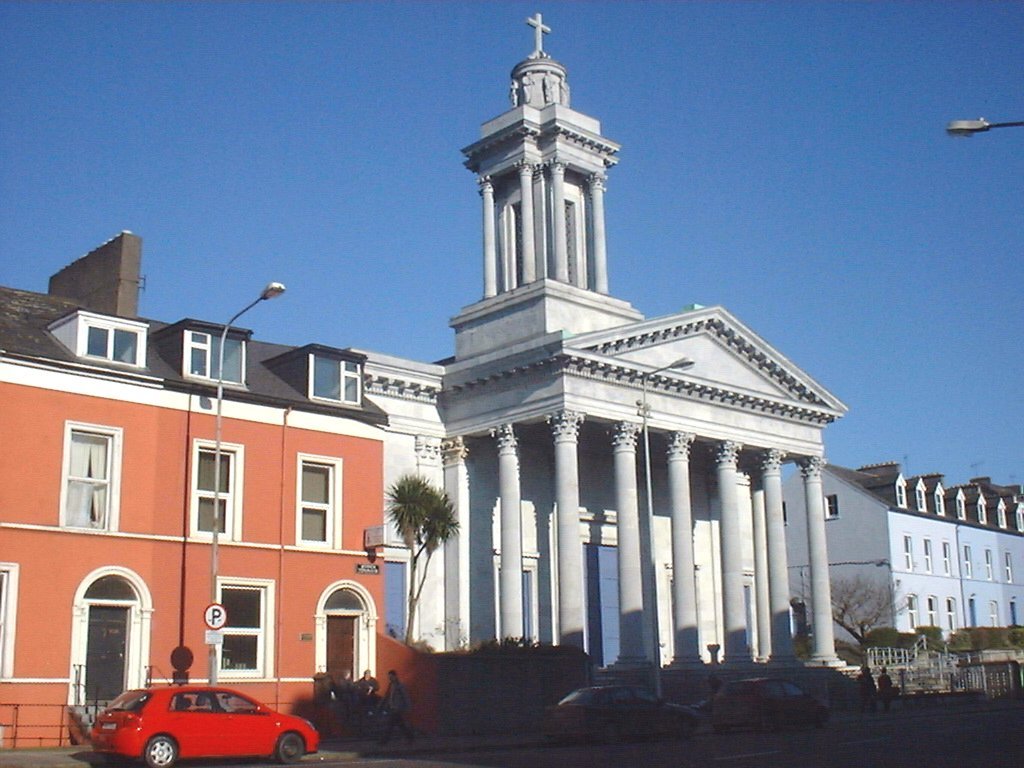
[831,574,897,646]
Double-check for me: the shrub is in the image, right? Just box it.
[864,627,900,647]
[1008,627,1024,649]
[916,626,944,649]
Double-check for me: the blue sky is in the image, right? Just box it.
[1,2,1021,487]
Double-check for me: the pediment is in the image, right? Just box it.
[566,305,847,415]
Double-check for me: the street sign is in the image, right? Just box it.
[205,630,223,646]
[356,563,380,574]
[204,603,228,630]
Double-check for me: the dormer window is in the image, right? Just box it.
[49,311,147,367]
[934,485,946,516]
[1016,504,1024,532]
[996,500,1007,529]
[895,475,908,508]
[185,330,244,384]
[915,479,927,512]
[311,355,361,404]
[956,490,966,520]
[977,496,987,525]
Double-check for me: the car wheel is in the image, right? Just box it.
[275,732,305,763]
[143,735,178,768]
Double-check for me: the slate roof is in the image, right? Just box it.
[0,284,388,426]
[828,461,1023,536]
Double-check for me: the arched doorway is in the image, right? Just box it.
[315,582,377,683]
[69,568,152,705]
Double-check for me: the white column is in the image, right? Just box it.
[716,440,748,663]
[442,437,471,650]
[667,432,701,666]
[589,173,608,294]
[518,163,537,284]
[549,410,586,648]
[549,162,569,282]
[750,481,771,661]
[800,456,839,665]
[613,421,646,663]
[762,449,795,663]
[480,177,497,298]
[494,424,523,639]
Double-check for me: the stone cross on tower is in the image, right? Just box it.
[526,12,550,57]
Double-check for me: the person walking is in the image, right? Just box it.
[877,667,896,712]
[379,669,414,745]
[858,665,877,713]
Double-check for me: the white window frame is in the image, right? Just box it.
[926,595,938,627]
[977,497,987,525]
[942,541,952,576]
[988,600,999,627]
[985,549,994,581]
[895,476,908,508]
[1006,552,1014,584]
[963,545,973,579]
[934,485,946,516]
[915,480,927,512]
[1017,504,1024,533]
[190,440,245,541]
[217,579,274,679]
[0,563,19,679]
[309,355,362,405]
[59,422,123,531]
[956,490,966,520]
[824,494,840,520]
[904,535,914,571]
[49,311,148,367]
[945,597,957,632]
[295,454,343,548]
[996,500,1007,529]
[923,539,933,573]
[184,330,245,385]
[907,594,919,628]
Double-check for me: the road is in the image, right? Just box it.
[308,706,1022,768]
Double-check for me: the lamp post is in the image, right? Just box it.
[637,356,694,697]
[946,118,1024,137]
[208,281,285,684]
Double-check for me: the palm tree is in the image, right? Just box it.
[386,474,459,645]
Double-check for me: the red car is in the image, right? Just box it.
[90,686,319,768]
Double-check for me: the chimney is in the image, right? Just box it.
[48,231,142,317]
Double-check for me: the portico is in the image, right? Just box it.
[363,15,847,669]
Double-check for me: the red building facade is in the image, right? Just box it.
[0,233,389,747]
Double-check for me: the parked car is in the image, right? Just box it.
[543,685,700,743]
[90,686,319,768]
[711,677,828,732]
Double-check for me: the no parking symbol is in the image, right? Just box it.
[204,603,228,630]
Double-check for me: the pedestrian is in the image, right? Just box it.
[379,669,414,745]
[331,669,357,722]
[858,665,877,713]
[356,669,380,712]
[877,667,896,713]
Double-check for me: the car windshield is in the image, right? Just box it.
[559,688,597,706]
[105,691,151,712]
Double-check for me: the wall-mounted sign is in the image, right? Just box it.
[356,563,380,575]
[363,525,384,549]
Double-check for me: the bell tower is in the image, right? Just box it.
[453,14,642,360]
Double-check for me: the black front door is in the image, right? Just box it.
[86,605,128,702]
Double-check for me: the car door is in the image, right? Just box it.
[213,690,277,757]
[167,691,221,758]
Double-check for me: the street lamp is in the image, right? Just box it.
[946,118,1024,137]
[209,281,286,684]
[637,356,694,697]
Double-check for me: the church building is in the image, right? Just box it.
[363,15,848,670]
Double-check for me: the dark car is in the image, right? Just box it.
[711,677,828,732]
[543,685,699,743]
[90,686,319,768]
